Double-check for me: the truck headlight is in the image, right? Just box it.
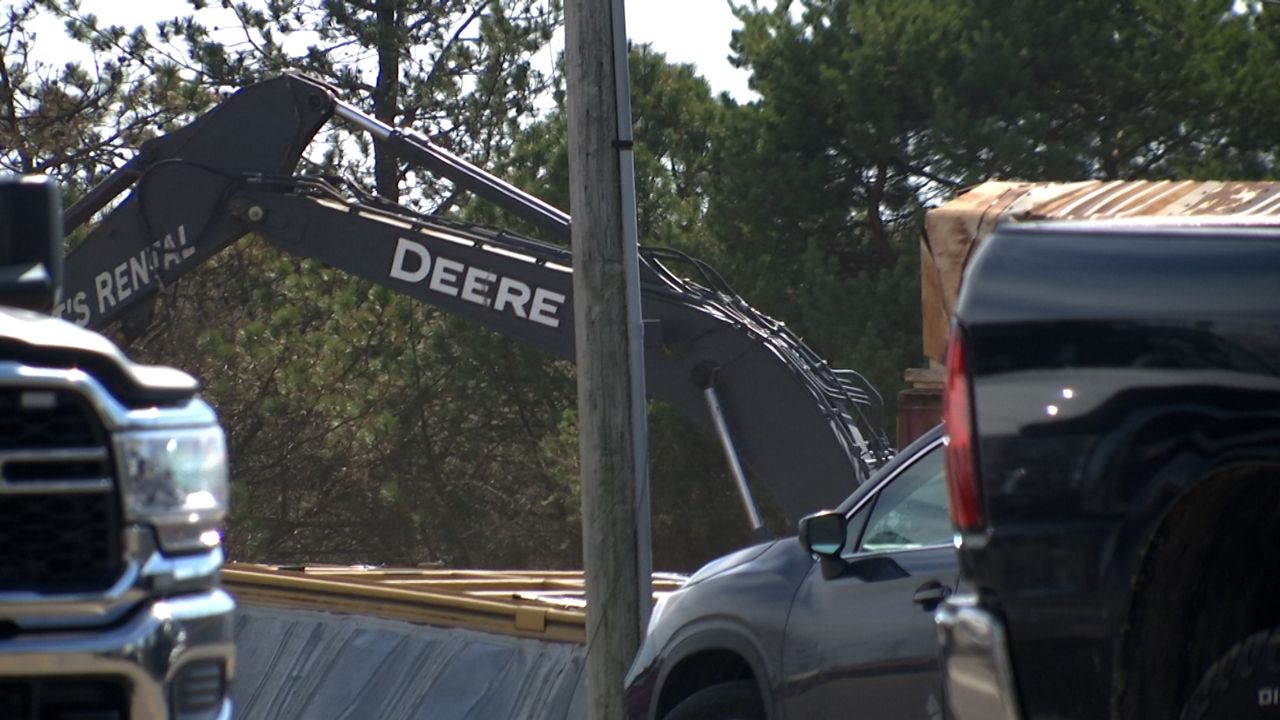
[115,427,229,553]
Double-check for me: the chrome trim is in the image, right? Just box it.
[0,446,112,493]
[0,478,111,494]
[0,362,219,430]
[0,360,231,718]
[336,100,391,140]
[936,593,1023,720]
[0,446,109,463]
[0,527,223,630]
[0,361,224,590]
[847,437,946,516]
[142,540,225,587]
[838,437,946,559]
[0,589,236,720]
[112,425,229,553]
[852,542,955,559]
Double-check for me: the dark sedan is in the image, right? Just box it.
[624,425,954,720]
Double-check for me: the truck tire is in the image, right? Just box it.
[665,681,764,720]
[1182,627,1280,719]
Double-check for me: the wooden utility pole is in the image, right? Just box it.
[565,0,651,716]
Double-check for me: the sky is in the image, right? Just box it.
[623,0,753,99]
[26,0,756,100]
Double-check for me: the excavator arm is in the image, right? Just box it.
[60,73,892,528]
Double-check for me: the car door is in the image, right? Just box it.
[781,440,956,719]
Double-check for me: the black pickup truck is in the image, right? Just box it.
[935,217,1280,720]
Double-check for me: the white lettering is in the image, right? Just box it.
[390,238,432,282]
[529,288,566,328]
[78,225,190,325]
[162,233,181,270]
[1262,687,1279,707]
[428,257,465,297]
[386,239,567,328]
[493,278,531,319]
[114,262,132,301]
[94,271,115,314]
[179,225,194,260]
[129,253,150,290]
[158,225,195,272]
[460,267,496,307]
[72,292,89,326]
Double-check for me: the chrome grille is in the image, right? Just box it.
[0,677,128,720]
[0,388,121,593]
[0,389,99,448]
[173,659,227,715]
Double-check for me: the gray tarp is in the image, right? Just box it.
[233,604,587,719]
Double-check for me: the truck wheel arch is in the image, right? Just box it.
[1116,461,1280,720]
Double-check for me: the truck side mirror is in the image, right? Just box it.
[0,176,63,311]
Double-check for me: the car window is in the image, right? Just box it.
[855,444,950,553]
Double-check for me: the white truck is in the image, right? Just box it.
[0,176,233,720]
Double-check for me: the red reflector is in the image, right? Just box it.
[944,330,983,530]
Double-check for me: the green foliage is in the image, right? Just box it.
[710,0,1279,441]
[484,45,763,569]
[479,43,725,250]
[936,0,1280,180]
[626,46,724,250]
[5,0,575,567]
[0,0,213,193]
[17,0,560,208]
[539,402,752,574]
[138,237,583,566]
[644,403,759,572]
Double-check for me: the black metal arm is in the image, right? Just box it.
[59,73,893,527]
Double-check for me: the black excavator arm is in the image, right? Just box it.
[59,73,892,528]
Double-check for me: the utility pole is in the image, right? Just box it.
[564,0,651,716]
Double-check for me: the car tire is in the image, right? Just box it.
[664,680,764,720]
[1181,627,1280,719]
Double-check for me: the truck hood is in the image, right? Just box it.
[0,306,198,406]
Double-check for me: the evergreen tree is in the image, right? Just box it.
[38,0,560,207]
[494,46,759,570]
[712,0,1280,438]
[8,0,573,566]
[9,0,1279,570]
[1,0,211,193]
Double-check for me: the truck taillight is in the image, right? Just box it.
[944,329,983,531]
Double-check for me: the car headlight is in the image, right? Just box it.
[115,426,229,553]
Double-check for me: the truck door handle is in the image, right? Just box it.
[913,581,951,608]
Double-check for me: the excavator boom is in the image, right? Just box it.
[60,73,892,528]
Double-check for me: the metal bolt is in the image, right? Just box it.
[246,205,265,223]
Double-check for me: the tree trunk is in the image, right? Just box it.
[373,0,402,200]
[865,163,894,268]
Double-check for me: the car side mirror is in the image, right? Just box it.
[0,176,63,311]
[800,510,846,557]
[801,511,851,580]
